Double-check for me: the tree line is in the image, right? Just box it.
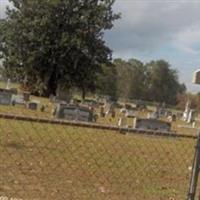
[97,59,186,105]
[0,0,187,106]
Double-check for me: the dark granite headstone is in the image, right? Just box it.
[0,92,12,105]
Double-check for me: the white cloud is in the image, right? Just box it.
[105,0,200,54]
[173,25,200,54]
[0,0,10,18]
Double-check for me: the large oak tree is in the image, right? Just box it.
[1,0,119,96]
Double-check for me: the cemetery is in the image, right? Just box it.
[1,1,200,199]
[2,74,198,135]
[0,71,200,200]
[0,79,200,135]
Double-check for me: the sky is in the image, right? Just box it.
[0,0,200,93]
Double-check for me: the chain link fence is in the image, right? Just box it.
[0,107,200,200]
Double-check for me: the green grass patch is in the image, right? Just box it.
[0,117,197,200]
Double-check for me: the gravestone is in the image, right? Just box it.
[55,104,94,122]
[158,108,167,117]
[6,79,11,90]
[168,114,177,122]
[23,92,30,102]
[148,111,159,119]
[27,102,38,110]
[187,109,196,124]
[83,99,98,108]
[118,117,127,128]
[100,106,105,117]
[125,109,136,118]
[133,118,171,131]
[183,100,191,121]
[105,102,115,115]
[12,94,26,105]
[0,92,13,105]
[0,88,19,106]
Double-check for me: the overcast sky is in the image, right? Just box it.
[0,0,200,93]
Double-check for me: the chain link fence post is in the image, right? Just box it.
[187,132,200,200]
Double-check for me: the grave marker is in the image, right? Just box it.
[23,92,30,102]
[0,92,13,105]
[28,102,38,110]
[133,118,171,131]
[55,104,94,122]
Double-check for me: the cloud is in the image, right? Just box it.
[1,0,200,56]
[105,0,200,55]
[0,0,10,18]
[173,25,200,54]
[0,0,8,18]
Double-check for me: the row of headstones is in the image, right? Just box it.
[53,102,171,132]
[118,117,171,131]
[0,89,41,110]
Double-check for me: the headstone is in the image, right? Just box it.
[28,102,38,110]
[12,94,25,105]
[183,100,191,121]
[118,117,127,128]
[105,102,115,115]
[168,114,176,122]
[148,111,159,119]
[125,109,136,118]
[172,114,177,122]
[125,103,132,110]
[100,106,105,117]
[55,104,94,122]
[135,101,146,110]
[23,92,30,102]
[40,105,45,112]
[0,92,12,105]
[133,118,171,131]
[77,107,93,122]
[71,98,81,105]
[187,109,195,124]
[158,108,167,117]
[83,99,98,107]
[120,108,127,114]
[6,79,11,90]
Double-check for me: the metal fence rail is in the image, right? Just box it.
[0,113,199,200]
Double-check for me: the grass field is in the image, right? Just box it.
[0,116,197,199]
[0,95,199,200]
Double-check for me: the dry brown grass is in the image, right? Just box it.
[0,97,199,200]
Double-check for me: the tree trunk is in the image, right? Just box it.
[46,73,57,97]
[82,88,86,100]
